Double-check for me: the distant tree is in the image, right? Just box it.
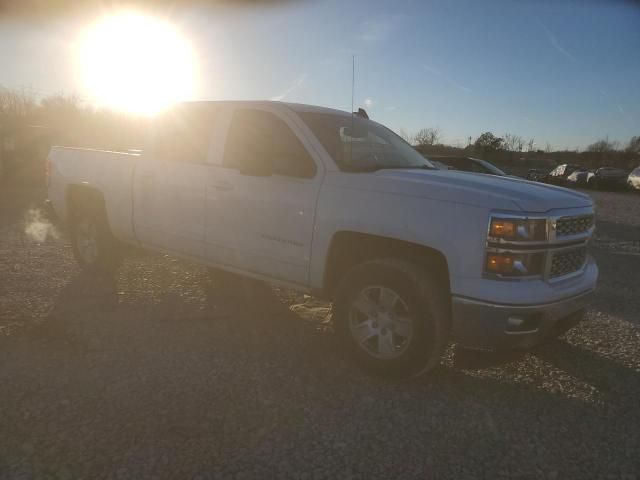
[587,136,619,153]
[626,135,640,154]
[0,89,37,120]
[474,132,503,152]
[526,138,535,152]
[503,133,524,152]
[545,142,553,153]
[414,127,441,147]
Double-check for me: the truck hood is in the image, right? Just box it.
[372,169,592,213]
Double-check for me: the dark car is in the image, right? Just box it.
[626,166,640,191]
[429,156,507,176]
[587,167,629,190]
[565,168,590,188]
[543,163,584,186]
[429,159,453,170]
[526,168,547,181]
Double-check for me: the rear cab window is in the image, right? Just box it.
[153,104,218,164]
[223,109,317,179]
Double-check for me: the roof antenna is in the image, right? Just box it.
[351,55,355,116]
[350,55,355,166]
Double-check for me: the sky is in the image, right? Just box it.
[0,0,639,150]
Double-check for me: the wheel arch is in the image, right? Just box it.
[321,231,451,303]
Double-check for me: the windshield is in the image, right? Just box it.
[474,158,506,176]
[300,112,435,172]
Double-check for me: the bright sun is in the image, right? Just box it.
[78,12,196,116]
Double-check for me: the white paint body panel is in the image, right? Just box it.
[47,101,597,309]
[47,147,138,243]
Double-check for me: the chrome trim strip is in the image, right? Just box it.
[486,241,588,255]
[451,288,595,309]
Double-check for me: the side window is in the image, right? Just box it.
[155,106,215,163]
[445,159,464,171]
[467,161,487,173]
[224,109,316,178]
[456,159,475,172]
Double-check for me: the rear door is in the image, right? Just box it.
[204,106,323,285]
[134,105,217,259]
[133,151,165,248]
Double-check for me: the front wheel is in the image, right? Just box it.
[332,259,450,379]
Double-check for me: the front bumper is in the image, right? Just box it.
[451,288,594,350]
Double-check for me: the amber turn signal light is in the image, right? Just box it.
[489,220,516,238]
[486,253,514,273]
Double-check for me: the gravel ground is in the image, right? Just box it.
[1,186,639,479]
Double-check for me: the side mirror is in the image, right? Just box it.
[239,155,273,177]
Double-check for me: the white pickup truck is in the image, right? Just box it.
[46,101,598,378]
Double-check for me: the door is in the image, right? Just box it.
[133,153,166,248]
[134,104,217,259]
[204,106,323,286]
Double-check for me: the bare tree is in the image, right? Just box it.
[545,142,553,153]
[0,89,37,119]
[626,135,640,154]
[526,138,535,152]
[503,133,524,152]
[413,127,441,147]
[587,136,619,153]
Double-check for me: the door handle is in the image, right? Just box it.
[209,180,234,191]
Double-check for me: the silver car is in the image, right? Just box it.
[628,166,640,191]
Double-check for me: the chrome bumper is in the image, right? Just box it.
[451,289,594,349]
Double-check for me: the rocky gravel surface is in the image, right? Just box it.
[1,186,639,479]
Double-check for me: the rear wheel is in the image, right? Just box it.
[333,259,450,379]
[71,203,121,274]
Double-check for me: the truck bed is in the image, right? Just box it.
[47,146,140,242]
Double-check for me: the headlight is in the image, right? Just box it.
[485,252,545,277]
[488,217,547,242]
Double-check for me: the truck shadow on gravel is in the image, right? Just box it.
[29,268,640,399]
[6,269,640,477]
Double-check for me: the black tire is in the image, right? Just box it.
[332,258,450,379]
[70,202,121,274]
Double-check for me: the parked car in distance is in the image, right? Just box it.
[526,168,547,182]
[544,164,584,186]
[565,168,590,188]
[46,100,598,379]
[429,156,507,176]
[628,166,640,191]
[587,167,629,191]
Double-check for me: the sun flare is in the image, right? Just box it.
[78,12,196,115]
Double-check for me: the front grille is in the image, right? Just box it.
[550,248,587,278]
[555,215,594,237]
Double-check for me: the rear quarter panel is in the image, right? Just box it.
[48,147,139,242]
